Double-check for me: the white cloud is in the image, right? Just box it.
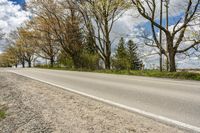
[114,0,195,34]
[0,0,30,51]
[0,0,30,34]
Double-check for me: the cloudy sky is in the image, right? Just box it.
[0,0,28,33]
[0,0,199,68]
[0,0,29,50]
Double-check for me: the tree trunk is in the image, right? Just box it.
[166,55,169,71]
[159,53,163,72]
[159,0,163,72]
[168,52,176,72]
[50,57,54,68]
[105,56,111,69]
[104,16,111,70]
[166,34,176,72]
[71,54,82,69]
[22,60,25,68]
[28,60,31,68]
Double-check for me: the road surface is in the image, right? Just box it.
[8,68,200,132]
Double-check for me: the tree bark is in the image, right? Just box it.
[159,53,163,72]
[166,56,169,71]
[22,61,25,68]
[28,60,31,68]
[105,56,111,69]
[104,17,111,70]
[159,0,163,72]
[50,56,54,68]
[168,52,176,72]
[166,35,176,72]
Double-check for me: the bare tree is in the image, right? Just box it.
[131,0,200,72]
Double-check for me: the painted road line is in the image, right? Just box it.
[10,70,200,133]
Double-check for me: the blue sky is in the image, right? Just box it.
[136,13,184,33]
[9,0,25,6]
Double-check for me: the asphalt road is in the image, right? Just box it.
[7,68,200,132]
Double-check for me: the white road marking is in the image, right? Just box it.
[10,71,200,133]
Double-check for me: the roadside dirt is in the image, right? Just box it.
[0,71,186,133]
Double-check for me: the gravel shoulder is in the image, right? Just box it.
[0,71,186,133]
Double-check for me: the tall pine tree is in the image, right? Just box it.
[127,40,142,70]
[113,37,128,70]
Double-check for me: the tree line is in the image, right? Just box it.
[0,0,199,72]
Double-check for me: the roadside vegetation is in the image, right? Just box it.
[0,105,7,120]
[96,70,200,81]
[0,0,199,74]
[35,65,200,81]
[0,111,6,120]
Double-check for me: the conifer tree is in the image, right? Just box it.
[127,40,142,70]
[113,37,128,70]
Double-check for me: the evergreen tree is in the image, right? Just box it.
[113,37,128,70]
[127,40,142,70]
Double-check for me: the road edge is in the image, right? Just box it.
[9,70,200,133]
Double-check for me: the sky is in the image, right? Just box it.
[0,0,199,68]
[0,0,29,51]
[9,0,25,5]
[0,0,29,33]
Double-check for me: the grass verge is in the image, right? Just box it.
[95,70,200,81]
[36,66,200,81]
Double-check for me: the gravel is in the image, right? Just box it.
[0,71,186,133]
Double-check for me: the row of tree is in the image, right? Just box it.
[0,0,199,72]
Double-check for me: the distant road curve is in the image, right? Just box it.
[8,68,200,132]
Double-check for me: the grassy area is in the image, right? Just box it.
[0,105,7,120]
[36,66,200,81]
[95,70,200,81]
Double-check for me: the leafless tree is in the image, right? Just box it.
[131,0,200,72]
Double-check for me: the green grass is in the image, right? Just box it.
[0,105,7,120]
[0,111,6,119]
[36,66,200,81]
[95,70,200,80]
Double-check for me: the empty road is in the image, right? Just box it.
[8,68,200,132]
